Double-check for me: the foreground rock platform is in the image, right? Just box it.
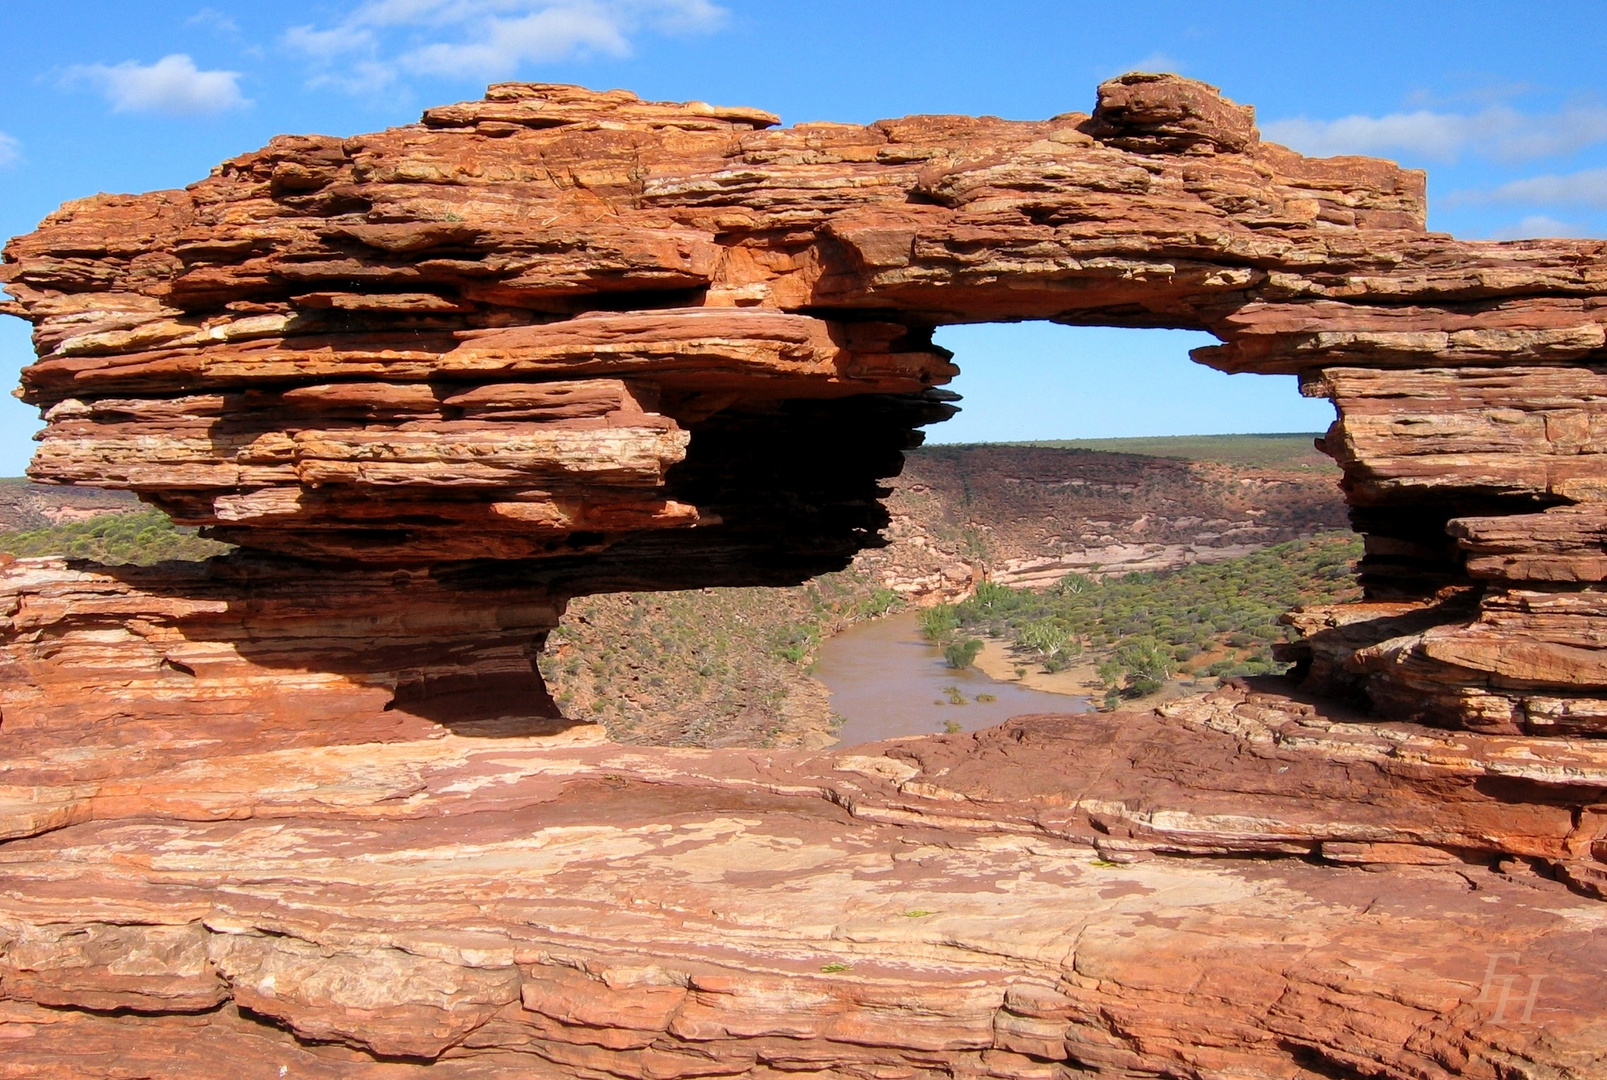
[2,684,1605,1078]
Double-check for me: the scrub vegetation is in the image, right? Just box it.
[918,532,1362,708]
[1009,432,1332,470]
[540,570,905,748]
[0,510,231,564]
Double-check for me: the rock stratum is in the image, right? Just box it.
[3,74,1607,1075]
[2,687,1606,1078]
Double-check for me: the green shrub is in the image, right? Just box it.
[858,587,904,618]
[1096,658,1125,689]
[1054,573,1091,597]
[975,533,1361,691]
[0,510,231,565]
[1019,619,1077,665]
[1114,636,1171,678]
[919,604,961,641]
[944,638,985,669]
[770,622,820,665]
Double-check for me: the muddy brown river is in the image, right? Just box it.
[815,611,1092,746]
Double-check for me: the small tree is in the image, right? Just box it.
[1115,635,1172,697]
[858,588,903,618]
[1054,573,1091,597]
[919,604,961,641]
[1019,619,1078,671]
[1096,658,1126,689]
[944,638,985,669]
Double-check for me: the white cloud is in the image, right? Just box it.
[282,25,394,92]
[1447,166,1607,211]
[1473,166,1607,208]
[0,132,20,170]
[402,8,633,75]
[1264,110,1477,162]
[286,0,727,88]
[1263,103,1607,164]
[283,24,377,60]
[1127,52,1181,74]
[66,54,249,115]
[1485,214,1600,240]
[188,8,241,35]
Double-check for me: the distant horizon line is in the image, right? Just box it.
[2,432,1334,482]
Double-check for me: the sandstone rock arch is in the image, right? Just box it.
[6,74,1607,737]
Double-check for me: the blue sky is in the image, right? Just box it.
[4,2,1607,468]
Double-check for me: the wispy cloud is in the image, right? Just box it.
[1484,214,1600,240]
[1124,51,1181,75]
[1263,103,1607,163]
[1447,166,1607,210]
[187,8,241,35]
[286,0,728,91]
[65,54,249,115]
[0,132,20,170]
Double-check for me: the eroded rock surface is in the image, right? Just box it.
[1,686,1604,1077]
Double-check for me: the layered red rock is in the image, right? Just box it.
[1,687,1605,1077]
[0,553,577,790]
[8,74,1607,728]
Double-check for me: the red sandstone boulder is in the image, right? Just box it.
[1089,71,1260,154]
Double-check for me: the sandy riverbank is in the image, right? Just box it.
[970,636,1214,710]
